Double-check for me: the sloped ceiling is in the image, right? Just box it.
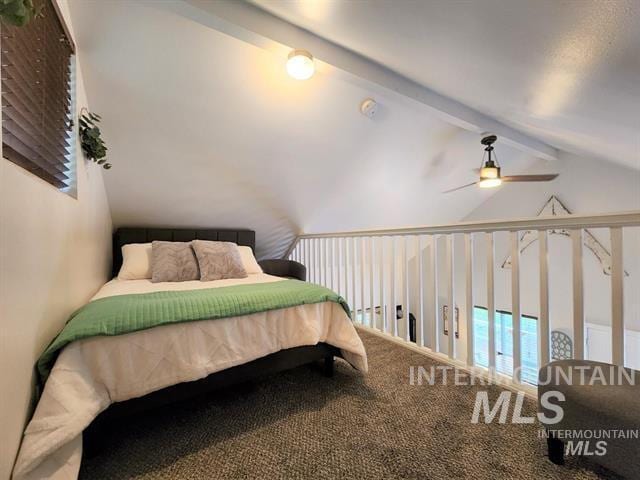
[254,0,640,170]
[69,0,548,259]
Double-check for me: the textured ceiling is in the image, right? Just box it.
[68,0,542,258]
[253,0,640,170]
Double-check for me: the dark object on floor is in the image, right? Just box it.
[547,433,565,465]
[259,258,306,281]
[82,331,617,480]
[538,360,639,478]
[409,311,416,343]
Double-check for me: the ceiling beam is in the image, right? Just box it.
[157,0,558,160]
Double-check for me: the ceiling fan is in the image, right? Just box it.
[444,134,558,193]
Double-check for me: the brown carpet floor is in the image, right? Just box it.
[81,329,619,479]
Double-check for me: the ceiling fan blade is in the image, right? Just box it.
[502,174,559,182]
[442,181,478,193]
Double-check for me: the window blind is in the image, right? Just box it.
[1,0,75,189]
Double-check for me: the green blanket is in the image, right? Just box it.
[37,280,350,387]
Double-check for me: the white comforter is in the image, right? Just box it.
[12,274,368,479]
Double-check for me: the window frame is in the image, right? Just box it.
[472,305,539,385]
[1,0,77,194]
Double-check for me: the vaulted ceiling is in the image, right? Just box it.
[67,0,636,259]
[254,0,640,170]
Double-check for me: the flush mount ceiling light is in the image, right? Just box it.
[443,134,559,193]
[286,49,314,80]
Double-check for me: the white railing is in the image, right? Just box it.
[287,211,640,387]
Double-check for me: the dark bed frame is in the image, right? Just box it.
[93,228,338,425]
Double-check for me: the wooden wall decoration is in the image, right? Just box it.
[501,195,628,276]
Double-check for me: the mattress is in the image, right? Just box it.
[13,274,368,480]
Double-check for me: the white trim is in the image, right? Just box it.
[610,227,625,365]
[571,229,585,359]
[510,231,521,382]
[538,230,550,366]
[464,233,474,366]
[297,211,640,239]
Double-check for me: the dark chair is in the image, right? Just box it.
[259,259,306,281]
[538,360,639,478]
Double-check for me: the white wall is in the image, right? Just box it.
[0,2,113,477]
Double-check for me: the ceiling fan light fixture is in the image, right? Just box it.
[286,49,315,80]
[480,165,500,180]
[442,134,559,194]
[479,163,501,188]
[478,177,503,188]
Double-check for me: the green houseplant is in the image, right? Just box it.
[78,110,112,169]
[0,0,38,26]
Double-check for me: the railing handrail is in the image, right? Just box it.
[296,210,640,239]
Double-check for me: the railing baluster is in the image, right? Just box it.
[380,237,386,333]
[430,235,439,352]
[510,231,521,382]
[390,236,397,337]
[324,237,329,287]
[611,227,624,365]
[331,237,340,292]
[417,236,424,347]
[404,236,411,342]
[571,229,584,360]
[412,235,424,346]
[343,238,349,310]
[311,238,315,283]
[351,237,357,322]
[487,232,496,370]
[369,237,374,330]
[304,239,309,281]
[308,239,313,283]
[317,238,322,285]
[328,238,333,291]
[309,238,314,284]
[336,238,342,296]
[538,230,550,367]
[325,237,329,287]
[446,234,455,359]
[465,233,474,366]
[346,237,352,317]
[320,238,324,285]
[360,237,366,326]
[319,238,323,285]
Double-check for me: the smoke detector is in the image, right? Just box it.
[360,98,378,118]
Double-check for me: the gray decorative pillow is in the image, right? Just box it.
[151,241,200,283]
[191,240,248,281]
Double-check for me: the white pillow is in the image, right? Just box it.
[237,246,262,274]
[118,243,152,280]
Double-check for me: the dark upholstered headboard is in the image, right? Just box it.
[112,227,256,277]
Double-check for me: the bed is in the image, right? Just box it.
[13,228,367,480]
